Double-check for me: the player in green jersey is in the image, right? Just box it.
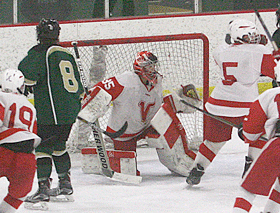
[18,18,84,206]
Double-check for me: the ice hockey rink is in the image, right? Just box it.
[0,129,269,213]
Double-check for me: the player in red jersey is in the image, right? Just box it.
[233,82,280,212]
[0,69,41,213]
[186,18,277,185]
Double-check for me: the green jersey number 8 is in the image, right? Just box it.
[59,60,79,93]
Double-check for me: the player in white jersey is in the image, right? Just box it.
[0,69,41,213]
[232,84,280,212]
[186,18,277,185]
[78,51,201,176]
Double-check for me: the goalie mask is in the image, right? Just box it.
[1,69,25,94]
[133,51,161,84]
[36,18,61,43]
[229,19,261,44]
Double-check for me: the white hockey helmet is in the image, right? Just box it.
[133,51,161,84]
[229,19,261,44]
[1,69,25,94]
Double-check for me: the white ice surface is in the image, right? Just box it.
[0,129,269,213]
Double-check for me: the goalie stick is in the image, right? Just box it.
[72,42,142,184]
[72,41,126,138]
[77,116,128,139]
[180,99,268,141]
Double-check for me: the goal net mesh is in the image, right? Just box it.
[60,33,209,152]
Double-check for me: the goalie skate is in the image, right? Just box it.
[24,201,49,211]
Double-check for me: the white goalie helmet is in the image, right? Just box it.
[1,69,25,94]
[229,19,261,44]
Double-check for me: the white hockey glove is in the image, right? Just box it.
[78,86,112,123]
[171,84,201,113]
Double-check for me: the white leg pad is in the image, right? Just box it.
[145,137,164,148]
[155,136,194,176]
[81,148,137,176]
[150,104,195,176]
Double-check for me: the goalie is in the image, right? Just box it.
[78,50,201,176]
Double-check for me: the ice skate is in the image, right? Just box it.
[24,179,51,210]
[186,164,204,185]
[49,175,74,202]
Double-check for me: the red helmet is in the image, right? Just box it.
[133,51,161,84]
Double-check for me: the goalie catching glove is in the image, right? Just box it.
[168,84,201,113]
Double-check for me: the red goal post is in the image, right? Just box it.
[60,33,209,151]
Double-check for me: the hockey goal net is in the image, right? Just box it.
[60,33,209,152]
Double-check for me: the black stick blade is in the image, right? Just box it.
[104,121,128,139]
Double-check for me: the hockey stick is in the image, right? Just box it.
[77,116,128,139]
[72,42,142,184]
[180,99,240,128]
[254,9,279,51]
[72,41,127,137]
[254,10,280,88]
[72,41,90,93]
[180,99,268,141]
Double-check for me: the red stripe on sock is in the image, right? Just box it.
[199,143,215,162]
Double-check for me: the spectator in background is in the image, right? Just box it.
[92,0,135,18]
[233,0,276,11]
[20,0,72,22]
